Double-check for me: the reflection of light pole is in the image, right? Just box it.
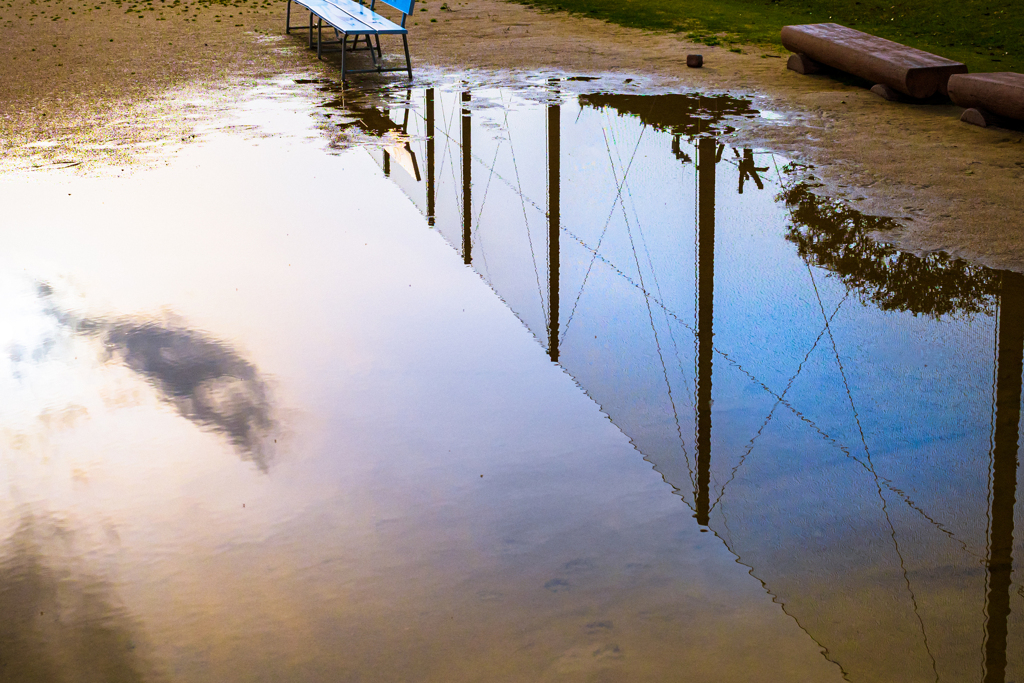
[382,104,391,178]
[695,137,716,526]
[985,271,1024,683]
[426,88,435,227]
[547,94,560,363]
[461,91,472,265]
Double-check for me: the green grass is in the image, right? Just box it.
[513,0,1023,74]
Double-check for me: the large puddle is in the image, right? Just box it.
[1,75,1022,682]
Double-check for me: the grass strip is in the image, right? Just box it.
[512,0,1023,74]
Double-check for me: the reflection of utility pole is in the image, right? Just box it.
[382,105,391,178]
[547,93,560,363]
[461,91,472,265]
[695,137,717,526]
[985,271,1024,683]
[426,88,435,227]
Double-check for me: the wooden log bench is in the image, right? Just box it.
[948,73,1024,127]
[286,0,413,81]
[781,23,967,101]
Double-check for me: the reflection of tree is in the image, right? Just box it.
[781,182,1001,318]
[0,513,164,683]
[578,92,758,137]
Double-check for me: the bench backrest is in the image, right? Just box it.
[370,0,413,16]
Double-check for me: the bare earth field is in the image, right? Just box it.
[1,0,1022,270]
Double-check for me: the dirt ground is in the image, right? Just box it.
[1,0,1022,270]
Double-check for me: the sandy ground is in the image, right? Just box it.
[1,0,1022,270]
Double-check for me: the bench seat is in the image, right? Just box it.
[321,0,406,33]
[948,73,1024,126]
[782,23,967,99]
[295,0,377,34]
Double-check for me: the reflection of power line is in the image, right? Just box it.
[710,292,850,515]
[407,86,1017,680]
[770,160,985,562]
[429,89,462,240]
[610,118,693,497]
[499,91,548,331]
[558,117,647,346]
[611,121,693,477]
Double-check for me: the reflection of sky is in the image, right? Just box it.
[370,85,1021,682]
[0,79,847,682]
[0,273,80,422]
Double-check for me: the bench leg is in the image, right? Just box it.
[368,35,378,69]
[961,107,999,127]
[375,35,382,59]
[341,33,347,82]
[402,34,412,79]
[317,18,323,59]
[308,11,313,48]
[870,83,902,101]
[787,52,822,75]
[285,0,291,33]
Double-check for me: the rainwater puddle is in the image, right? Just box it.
[0,75,1020,682]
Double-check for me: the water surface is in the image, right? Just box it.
[0,75,1020,682]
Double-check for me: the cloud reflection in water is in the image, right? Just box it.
[89,320,275,471]
[12,278,276,470]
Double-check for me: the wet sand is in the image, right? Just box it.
[1,0,1022,264]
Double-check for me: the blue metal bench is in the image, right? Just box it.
[286,0,414,81]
